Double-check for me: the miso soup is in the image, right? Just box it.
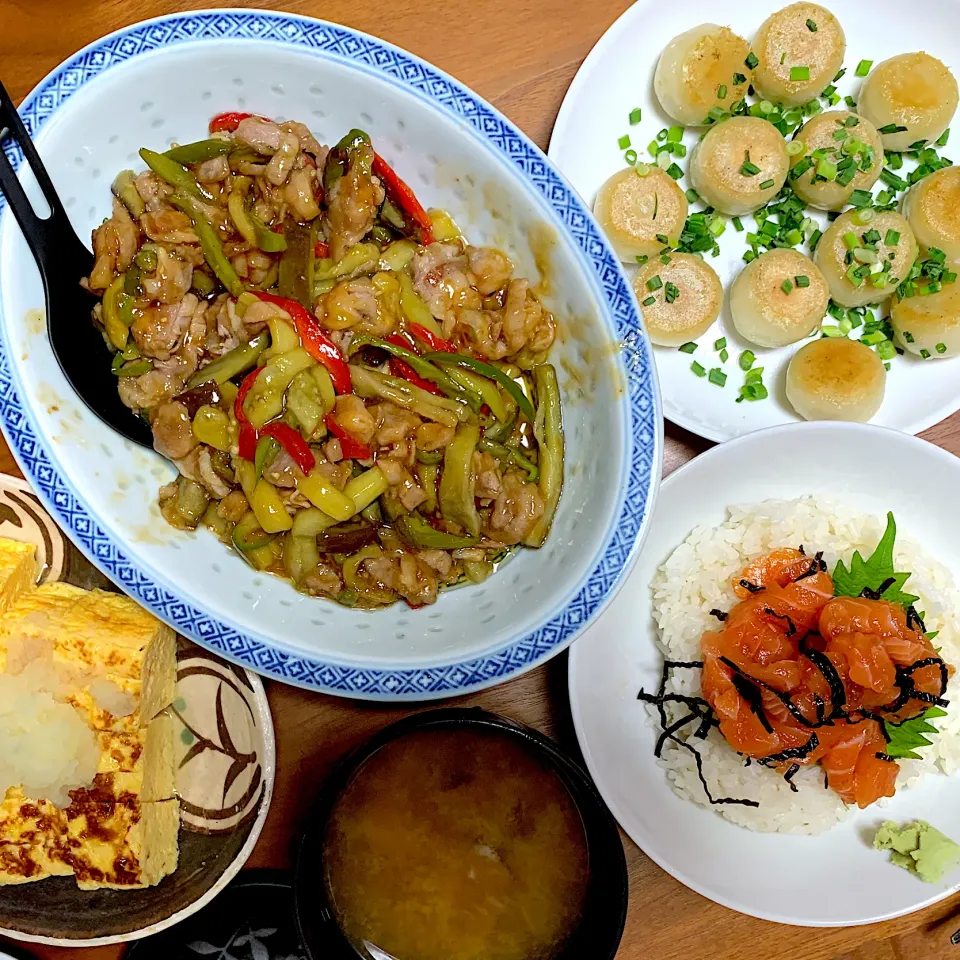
[324,727,590,960]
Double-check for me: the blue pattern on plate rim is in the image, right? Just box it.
[0,10,660,698]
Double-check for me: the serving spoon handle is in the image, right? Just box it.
[0,79,152,448]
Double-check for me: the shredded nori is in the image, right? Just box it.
[757,732,820,765]
[730,672,774,733]
[859,576,897,600]
[798,635,847,715]
[783,763,801,792]
[794,550,826,582]
[709,608,728,622]
[739,579,764,593]
[763,607,797,636]
[638,661,758,807]
[907,606,927,632]
[875,752,897,763]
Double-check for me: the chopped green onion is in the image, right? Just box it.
[708,367,727,387]
[884,229,901,246]
[806,18,817,30]
[625,148,638,164]
[877,339,896,360]
[920,348,931,359]
[657,152,672,170]
[745,53,759,69]
[635,254,649,265]
[629,107,642,125]
[667,125,684,143]
[785,228,804,245]
[855,59,873,77]
[648,139,660,157]
[816,157,838,180]
[732,216,744,232]
[936,342,948,354]
[790,66,811,82]
[853,207,876,225]
[739,350,756,370]
[853,247,879,264]
[944,270,958,284]
[787,140,806,157]
[821,325,842,337]
[717,84,727,99]
[795,275,810,288]
[844,95,857,110]
[664,281,680,303]
[759,178,775,189]
[714,337,727,350]
[781,279,794,295]
[843,231,860,250]
[666,163,684,180]
[691,361,706,377]
[809,228,823,249]
[936,128,950,147]
[844,116,860,127]
[641,296,656,306]
[647,275,663,291]
[733,72,747,85]
[878,123,908,135]
[656,233,670,245]
[618,134,631,150]
[738,382,769,402]
[635,162,652,176]
[678,342,697,353]
[740,152,761,176]
[719,348,729,362]
[657,129,668,142]
[685,188,700,203]
[846,264,865,286]
[838,316,853,335]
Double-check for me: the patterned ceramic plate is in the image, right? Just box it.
[0,10,661,700]
[0,475,275,946]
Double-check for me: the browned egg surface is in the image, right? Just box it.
[324,728,590,960]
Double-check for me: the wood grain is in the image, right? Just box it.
[1,1,960,957]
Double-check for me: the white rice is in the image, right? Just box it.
[649,497,960,835]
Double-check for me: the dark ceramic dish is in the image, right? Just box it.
[294,708,628,960]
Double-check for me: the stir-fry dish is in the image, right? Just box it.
[83,113,563,608]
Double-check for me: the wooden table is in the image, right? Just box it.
[2,1,960,957]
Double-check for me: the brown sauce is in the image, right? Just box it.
[324,728,590,960]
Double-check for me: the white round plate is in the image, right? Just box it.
[0,10,661,700]
[569,422,960,926]
[549,0,960,442]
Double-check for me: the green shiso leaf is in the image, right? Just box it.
[884,707,948,760]
[832,512,919,608]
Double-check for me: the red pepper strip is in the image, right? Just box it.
[372,153,435,245]
[408,322,456,353]
[235,366,264,460]
[262,422,316,475]
[384,334,445,395]
[388,357,445,395]
[252,292,352,394]
[324,415,373,460]
[314,240,330,258]
[208,111,269,133]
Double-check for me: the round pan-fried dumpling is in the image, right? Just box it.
[789,111,884,211]
[633,253,723,346]
[890,280,960,358]
[750,3,846,107]
[730,249,829,347]
[902,166,960,261]
[594,167,688,263]
[813,210,918,307]
[858,53,959,152]
[786,338,886,422]
[654,24,753,126]
[689,117,789,216]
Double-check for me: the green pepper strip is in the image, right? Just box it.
[278,222,316,310]
[170,191,245,297]
[227,176,258,245]
[254,435,281,482]
[165,138,234,165]
[438,421,481,537]
[250,213,288,253]
[425,352,535,421]
[112,170,144,217]
[233,512,276,552]
[415,449,444,465]
[139,148,208,201]
[348,335,481,412]
[102,275,129,350]
[323,128,372,194]
[524,364,564,548]
[395,512,479,550]
[186,331,269,389]
[478,438,539,482]
[112,358,153,377]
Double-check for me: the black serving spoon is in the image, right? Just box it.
[0,80,152,448]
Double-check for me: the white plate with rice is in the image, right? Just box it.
[568,421,960,925]
[549,0,960,442]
